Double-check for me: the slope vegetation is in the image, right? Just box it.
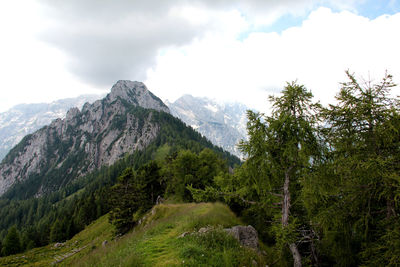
[0,202,267,266]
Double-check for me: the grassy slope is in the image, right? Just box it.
[0,214,113,266]
[0,203,267,266]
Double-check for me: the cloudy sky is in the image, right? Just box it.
[0,0,399,113]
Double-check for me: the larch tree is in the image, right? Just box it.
[308,71,400,265]
[256,82,320,266]
[191,82,321,266]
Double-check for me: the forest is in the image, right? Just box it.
[1,71,399,266]
[189,71,400,266]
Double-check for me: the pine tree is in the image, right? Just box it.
[2,226,22,256]
[50,219,64,243]
[109,168,147,234]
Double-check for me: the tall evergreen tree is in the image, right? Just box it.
[108,168,148,234]
[49,219,65,243]
[191,82,320,266]
[306,71,400,265]
[2,226,21,256]
[257,82,320,266]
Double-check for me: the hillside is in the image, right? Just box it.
[0,80,240,259]
[0,202,267,266]
[0,80,170,198]
[0,94,102,161]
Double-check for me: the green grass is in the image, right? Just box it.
[71,202,266,267]
[0,214,113,266]
[0,203,267,266]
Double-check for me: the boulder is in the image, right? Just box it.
[178,232,190,238]
[198,226,212,234]
[224,225,258,250]
[156,195,164,205]
[54,242,65,248]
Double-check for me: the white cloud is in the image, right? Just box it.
[146,7,400,113]
[0,0,396,113]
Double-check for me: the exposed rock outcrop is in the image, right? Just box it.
[0,94,102,162]
[177,224,259,250]
[224,225,259,250]
[0,81,170,197]
[167,95,249,158]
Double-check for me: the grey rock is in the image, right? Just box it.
[156,195,164,205]
[0,81,169,197]
[166,95,249,158]
[0,94,102,161]
[178,232,190,238]
[108,80,169,113]
[54,242,65,248]
[224,225,259,250]
[198,226,212,234]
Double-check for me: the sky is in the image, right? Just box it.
[0,0,399,113]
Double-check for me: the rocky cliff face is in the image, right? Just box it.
[166,95,248,157]
[0,94,102,161]
[0,80,170,196]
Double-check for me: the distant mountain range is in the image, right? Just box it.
[167,95,248,157]
[0,93,249,163]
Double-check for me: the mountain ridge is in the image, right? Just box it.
[0,94,102,161]
[0,81,169,197]
[167,94,249,157]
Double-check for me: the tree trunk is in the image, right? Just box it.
[387,197,396,219]
[290,243,302,267]
[282,168,302,267]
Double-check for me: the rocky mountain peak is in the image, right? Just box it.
[107,80,170,113]
[0,81,170,197]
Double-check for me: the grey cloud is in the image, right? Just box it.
[37,0,360,87]
[39,0,211,87]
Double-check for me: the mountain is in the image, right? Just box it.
[0,93,250,163]
[0,80,170,197]
[0,94,103,161]
[166,95,249,157]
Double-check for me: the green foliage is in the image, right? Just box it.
[109,148,229,234]
[188,73,400,265]
[190,82,321,266]
[1,226,21,256]
[108,168,149,234]
[164,149,227,202]
[304,71,400,265]
[49,219,64,243]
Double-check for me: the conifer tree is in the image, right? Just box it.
[109,168,147,234]
[50,219,65,243]
[306,71,400,265]
[191,82,320,266]
[2,226,21,256]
